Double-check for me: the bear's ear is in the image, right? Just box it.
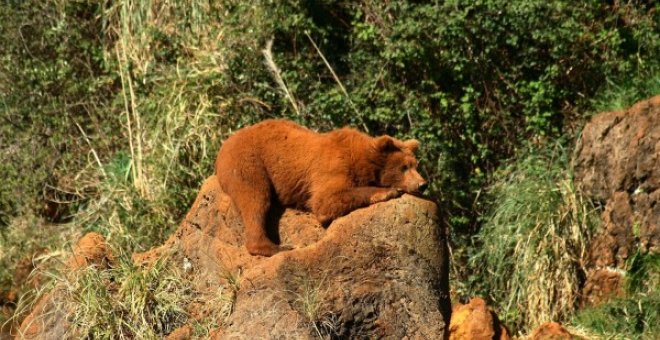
[375,135,396,152]
[403,139,420,153]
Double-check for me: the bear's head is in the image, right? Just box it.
[375,136,428,194]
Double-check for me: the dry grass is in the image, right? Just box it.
[2,0,239,334]
[57,251,190,338]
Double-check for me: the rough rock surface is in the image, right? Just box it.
[581,268,624,306]
[448,297,510,340]
[574,95,660,304]
[1,246,51,338]
[20,175,450,339]
[529,322,577,340]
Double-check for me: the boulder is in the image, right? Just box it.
[17,232,114,339]
[581,268,624,306]
[574,95,660,304]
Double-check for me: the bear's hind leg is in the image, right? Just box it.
[221,176,280,257]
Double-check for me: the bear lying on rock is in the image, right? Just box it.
[215,119,427,256]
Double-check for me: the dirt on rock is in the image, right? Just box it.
[19,175,451,339]
[581,268,625,306]
[574,95,660,305]
[448,297,510,340]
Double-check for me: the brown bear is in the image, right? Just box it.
[215,119,427,256]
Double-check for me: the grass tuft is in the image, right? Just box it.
[570,252,660,339]
[591,69,660,113]
[571,292,660,339]
[61,251,192,338]
[467,143,599,333]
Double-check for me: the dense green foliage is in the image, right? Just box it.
[216,0,659,231]
[3,0,658,231]
[1,0,659,337]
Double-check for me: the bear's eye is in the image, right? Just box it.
[401,165,408,172]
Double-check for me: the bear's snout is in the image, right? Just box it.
[404,168,427,194]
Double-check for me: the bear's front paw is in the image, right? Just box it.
[370,188,402,204]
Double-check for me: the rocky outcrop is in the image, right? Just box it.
[19,176,450,338]
[574,95,660,304]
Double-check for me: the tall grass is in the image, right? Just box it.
[467,143,598,333]
[68,0,235,251]
[571,292,660,339]
[2,0,238,330]
[67,257,191,338]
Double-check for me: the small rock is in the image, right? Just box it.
[529,322,576,339]
[449,297,510,340]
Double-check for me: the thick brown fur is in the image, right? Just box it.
[215,119,427,256]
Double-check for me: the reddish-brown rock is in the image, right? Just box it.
[67,232,115,270]
[449,297,510,340]
[165,325,192,340]
[574,95,660,304]
[575,95,660,265]
[529,322,577,339]
[581,268,625,307]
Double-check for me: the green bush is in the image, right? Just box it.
[211,0,659,231]
[0,0,119,225]
[2,0,658,233]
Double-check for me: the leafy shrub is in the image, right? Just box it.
[2,0,658,233]
[210,0,659,231]
[0,0,119,225]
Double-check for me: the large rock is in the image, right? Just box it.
[20,176,451,338]
[574,95,660,304]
